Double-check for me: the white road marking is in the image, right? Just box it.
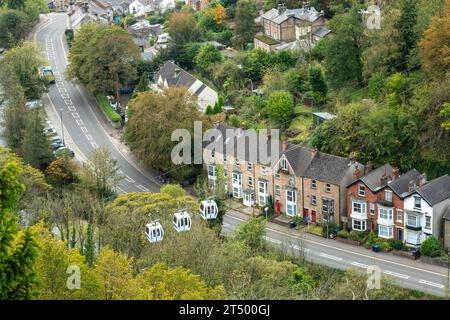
[64,99,72,105]
[80,126,87,133]
[116,186,125,194]
[76,119,84,126]
[125,176,135,183]
[223,222,231,227]
[90,141,98,148]
[85,134,93,141]
[291,244,310,252]
[350,261,369,269]
[58,88,67,93]
[418,279,444,288]
[319,253,343,262]
[72,112,79,118]
[136,184,149,192]
[264,236,282,245]
[224,215,448,279]
[61,93,69,99]
[383,270,410,279]
[68,106,76,112]
[56,82,64,87]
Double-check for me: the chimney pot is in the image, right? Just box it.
[310,147,318,158]
[352,164,361,180]
[392,167,399,180]
[365,161,373,175]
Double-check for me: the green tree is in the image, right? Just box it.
[167,11,201,45]
[396,0,418,69]
[0,161,38,300]
[21,110,53,170]
[134,72,149,93]
[323,5,364,89]
[133,263,226,299]
[84,223,95,267]
[67,24,140,98]
[3,84,28,150]
[80,147,124,199]
[267,90,294,129]
[124,87,208,181]
[0,9,30,49]
[194,44,222,74]
[233,0,256,49]
[232,217,266,253]
[440,102,450,131]
[308,66,327,102]
[0,43,45,99]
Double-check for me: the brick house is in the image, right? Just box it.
[254,4,330,52]
[204,124,281,208]
[346,164,427,241]
[203,126,359,224]
[273,145,361,225]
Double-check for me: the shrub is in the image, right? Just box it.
[366,232,379,246]
[337,230,349,239]
[379,241,391,251]
[65,29,74,47]
[420,236,443,257]
[96,95,122,123]
[389,239,404,251]
[321,222,337,238]
[348,230,366,243]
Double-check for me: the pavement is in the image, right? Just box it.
[33,13,162,193]
[223,209,450,297]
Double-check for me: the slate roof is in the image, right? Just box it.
[283,145,315,177]
[304,151,353,185]
[204,124,282,165]
[414,175,450,206]
[261,7,321,24]
[313,26,331,38]
[154,61,197,88]
[349,164,394,192]
[388,169,422,198]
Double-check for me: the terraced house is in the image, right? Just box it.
[273,144,361,225]
[204,125,361,226]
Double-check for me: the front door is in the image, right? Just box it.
[276,200,281,214]
[311,211,317,223]
[397,228,403,241]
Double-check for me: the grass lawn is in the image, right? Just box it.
[96,94,122,123]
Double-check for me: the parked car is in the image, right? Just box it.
[50,136,64,150]
[25,99,43,109]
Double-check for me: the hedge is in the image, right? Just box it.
[96,95,122,123]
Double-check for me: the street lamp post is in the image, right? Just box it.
[60,108,65,145]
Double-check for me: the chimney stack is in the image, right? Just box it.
[419,173,427,186]
[408,180,417,192]
[310,147,318,158]
[392,167,399,180]
[174,67,180,78]
[281,141,289,151]
[352,165,361,180]
[380,170,388,186]
[365,161,373,175]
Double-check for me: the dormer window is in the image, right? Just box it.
[358,185,365,197]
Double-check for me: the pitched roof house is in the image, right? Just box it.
[254,4,330,52]
[153,61,219,113]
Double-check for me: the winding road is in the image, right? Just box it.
[34,13,160,193]
[32,13,450,298]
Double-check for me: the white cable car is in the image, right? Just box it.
[173,211,192,232]
[145,221,164,243]
[199,199,218,220]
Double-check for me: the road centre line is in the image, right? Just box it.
[418,279,444,288]
[383,270,410,279]
[136,184,149,192]
[319,253,343,261]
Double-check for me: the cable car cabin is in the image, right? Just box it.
[199,200,218,220]
[145,222,164,243]
[173,211,191,232]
